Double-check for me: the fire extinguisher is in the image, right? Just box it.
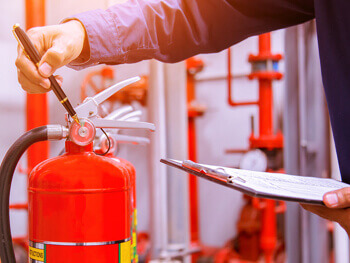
[0,77,155,263]
[95,106,150,263]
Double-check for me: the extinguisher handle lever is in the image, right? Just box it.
[74,77,141,119]
[71,76,155,134]
[91,119,155,132]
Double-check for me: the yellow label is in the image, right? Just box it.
[119,240,131,263]
[132,232,137,245]
[134,209,138,226]
[131,232,137,261]
[29,246,45,262]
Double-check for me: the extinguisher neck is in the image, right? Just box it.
[65,141,93,154]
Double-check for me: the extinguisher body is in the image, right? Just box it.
[28,141,132,263]
[104,152,138,263]
[113,157,138,262]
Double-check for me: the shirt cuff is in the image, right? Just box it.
[63,9,124,70]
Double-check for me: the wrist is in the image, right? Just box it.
[62,20,90,64]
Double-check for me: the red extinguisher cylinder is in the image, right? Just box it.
[108,153,138,263]
[28,141,132,263]
[116,157,138,262]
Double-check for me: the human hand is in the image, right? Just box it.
[15,20,89,94]
[301,187,350,236]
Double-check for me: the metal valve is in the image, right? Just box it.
[66,77,155,145]
[95,106,151,153]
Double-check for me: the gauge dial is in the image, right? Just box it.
[69,118,96,146]
[239,149,268,172]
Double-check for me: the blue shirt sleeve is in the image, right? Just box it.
[68,0,314,69]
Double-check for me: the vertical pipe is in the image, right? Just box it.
[259,79,273,137]
[25,0,48,171]
[259,33,271,56]
[188,118,199,243]
[148,60,169,258]
[260,199,276,263]
[187,71,200,251]
[284,26,303,263]
[227,48,233,106]
[164,62,190,262]
[306,21,330,263]
[297,25,311,263]
[257,33,277,263]
[258,33,273,138]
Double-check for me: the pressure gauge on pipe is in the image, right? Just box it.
[239,149,268,172]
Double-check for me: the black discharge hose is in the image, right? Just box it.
[0,126,64,263]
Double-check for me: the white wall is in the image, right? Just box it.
[0,0,27,237]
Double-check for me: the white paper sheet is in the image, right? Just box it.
[199,163,349,202]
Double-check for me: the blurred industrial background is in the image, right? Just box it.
[0,0,349,263]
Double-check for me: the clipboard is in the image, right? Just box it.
[161,159,350,205]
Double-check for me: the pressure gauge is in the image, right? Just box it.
[69,118,96,146]
[239,149,268,172]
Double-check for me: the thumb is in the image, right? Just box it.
[38,45,68,77]
[323,187,350,208]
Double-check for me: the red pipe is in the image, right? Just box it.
[188,118,200,243]
[260,199,276,263]
[257,33,277,263]
[12,0,48,249]
[187,67,201,249]
[186,57,206,263]
[259,33,271,56]
[259,79,273,137]
[225,33,281,263]
[25,0,48,172]
[258,34,273,137]
[227,48,259,107]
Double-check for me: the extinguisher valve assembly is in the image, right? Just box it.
[0,77,155,263]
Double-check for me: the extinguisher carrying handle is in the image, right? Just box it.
[0,125,68,263]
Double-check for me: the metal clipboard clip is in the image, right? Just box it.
[182,160,246,183]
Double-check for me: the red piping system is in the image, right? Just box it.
[248,33,283,150]
[26,0,49,171]
[186,57,205,262]
[226,33,284,263]
[10,0,48,251]
[227,48,258,107]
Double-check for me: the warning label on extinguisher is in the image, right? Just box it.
[29,243,46,262]
[119,240,131,263]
